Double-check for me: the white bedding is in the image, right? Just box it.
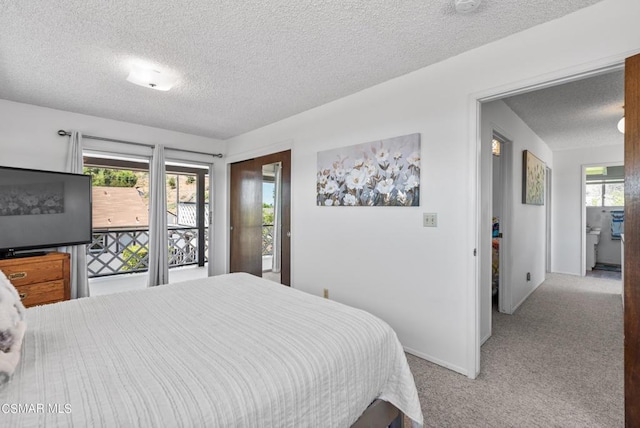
[0,273,423,427]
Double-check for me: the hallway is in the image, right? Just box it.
[407,273,623,426]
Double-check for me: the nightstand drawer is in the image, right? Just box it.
[17,280,66,307]
[1,260,64,287]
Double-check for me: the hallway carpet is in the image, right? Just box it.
[406,273,623,427]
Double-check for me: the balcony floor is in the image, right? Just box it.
[262,255,281,283]
[89,265,208,296]
[90,258,284,296]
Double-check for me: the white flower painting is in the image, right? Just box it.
[317,133,420,207]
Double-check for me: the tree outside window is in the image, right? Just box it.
[585,182,624,207]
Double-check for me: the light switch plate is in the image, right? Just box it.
[423,213,437,227]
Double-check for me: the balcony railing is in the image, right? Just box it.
[87,227,208,278]
[262,224,274,256]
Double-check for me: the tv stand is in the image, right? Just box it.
[0,252,70,307]
[0,250,48,260]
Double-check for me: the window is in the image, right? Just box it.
[492,139,501,156]
[585,165,624,207]
[603,182,624,206]
[83,156,210,277]
[586,183,624,207]
[585,183,603,206]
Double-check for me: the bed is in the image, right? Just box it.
[0,272,423,427]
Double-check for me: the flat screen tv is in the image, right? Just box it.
[0,166,92,258]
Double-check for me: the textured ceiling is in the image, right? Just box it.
[0,0,604,140]
[502,70,624,151]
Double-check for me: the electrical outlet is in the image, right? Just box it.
[423,213,437,227]
[323,288,329,299]
[526,272,531,281]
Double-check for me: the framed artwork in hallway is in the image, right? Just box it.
[522,150,545,205]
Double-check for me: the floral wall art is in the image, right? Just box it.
[522,150,545,205]
[317,133,420,207]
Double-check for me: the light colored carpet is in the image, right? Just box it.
[407,273,623,427]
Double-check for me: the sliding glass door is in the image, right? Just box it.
[84,155,210,280]
[229,150,291,285]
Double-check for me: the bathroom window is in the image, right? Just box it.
[585,165,624,207]
[586,182,624,207]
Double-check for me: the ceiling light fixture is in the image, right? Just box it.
[618,105,625,134]
[126,65,177,91]
[455,0,482,13]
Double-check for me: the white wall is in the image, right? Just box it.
[215,0,640,375]
[587,206,623,265]
[480,100,552,341]
[0,99,224,172]
[553,145,624,275]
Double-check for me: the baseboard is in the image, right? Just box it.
[480,332,491,345]
[511,280,543,313]
[551,270,582,276]
[403,346,468,377]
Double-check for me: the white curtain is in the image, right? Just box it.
[65,131,90,298]
[147,145,169,287]
[272,163,282,273]
[207,163,215,276]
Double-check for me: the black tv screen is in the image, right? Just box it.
[0,166,92,255]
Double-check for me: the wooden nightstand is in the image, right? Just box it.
[0,252,70,307]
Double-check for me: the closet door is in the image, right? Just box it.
[229,158,263,276]
[229,150,291,285]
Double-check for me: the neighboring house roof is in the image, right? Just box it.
[92,186,149,229]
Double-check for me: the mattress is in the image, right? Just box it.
[0,273,423,427]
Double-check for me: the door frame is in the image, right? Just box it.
[469,57,627,379]
[580,161,623,275]
[480,129,514,345]
[493,132,513,316]
[545,166,552,274]
[223,141,293,273]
